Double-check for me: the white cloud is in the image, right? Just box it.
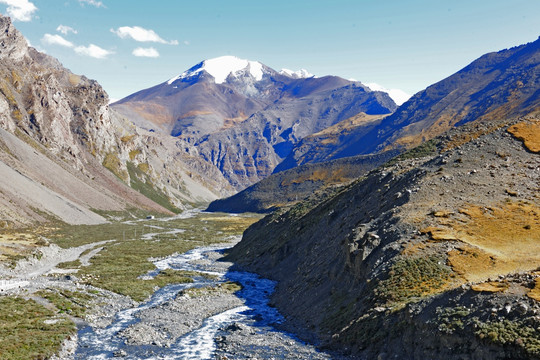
[111,26,177,45]
[42,33,74,48]
[0,0,37,22]
[183,40,190,46]
[78,0,105,8]
[132,47,159,58]
[74,44,112,59]
[56,25,77,35]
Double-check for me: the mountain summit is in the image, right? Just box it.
[168,56,267,85]
[113,57,397,188]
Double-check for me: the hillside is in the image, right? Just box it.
[273,112,388,173]
[207,149,398,213]
[0,15,231,227]
[226,115,540,358]
[113,57,397,189]
[277,37,540,172]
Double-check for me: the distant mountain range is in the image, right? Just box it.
[112,56,398,188]
[208,37,540,212]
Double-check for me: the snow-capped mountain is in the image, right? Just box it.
[279,68,314,79]
[168,56,267,85]
[112,56,397,189]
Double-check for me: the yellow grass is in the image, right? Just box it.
[130,102,173,126]
[508,120,540,153]
[312,113,385,137]
[196,215,260,232]
[528,277,540,301]
[427,201,540,283]
[179,110,213,119]
[471,281,509,293]
[223,112,247,129]
[283,168,349,186]
[0,232,45,263]
[68,74,81,86]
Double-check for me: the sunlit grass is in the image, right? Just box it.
[0,296,76,360]
[49,211,260,302]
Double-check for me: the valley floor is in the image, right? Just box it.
[0,210,343,359]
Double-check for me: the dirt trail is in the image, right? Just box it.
[0,240,111,292]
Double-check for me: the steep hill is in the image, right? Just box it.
[0,15,230,227]
[112,56,397,189]
[278,37,540,171]
[226,115,540,358]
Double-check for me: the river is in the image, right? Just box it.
[73,232,335,359]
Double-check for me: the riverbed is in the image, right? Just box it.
[73,234,335,359]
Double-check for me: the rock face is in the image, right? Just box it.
[227,115,540,358]
[112,56,397,189]
[0,15,231,226]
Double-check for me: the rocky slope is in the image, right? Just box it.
[226,114,540,358]
[113,56,397,189]
[0,15,230,227]
[278,37,540,171]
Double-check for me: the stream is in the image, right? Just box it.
[73,234,334,359]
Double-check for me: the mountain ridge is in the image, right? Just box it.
[270,36,540,176]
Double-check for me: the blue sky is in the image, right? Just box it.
[3,0,539,101]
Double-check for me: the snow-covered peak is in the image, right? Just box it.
[279,68,314,79]
[168,56,265,85]
[366,83,411,106]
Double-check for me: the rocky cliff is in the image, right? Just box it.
[0,15,231,227]
[227,115,540,358]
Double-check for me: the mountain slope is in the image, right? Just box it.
[277,37,540,173]
[226,115,540,358]
[194,83,395,188]
[112,56,397,189]
[273,112,388,173]
[206,149,398,213]
[0,15,230,227]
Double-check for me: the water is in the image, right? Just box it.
[73,242,329,359]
